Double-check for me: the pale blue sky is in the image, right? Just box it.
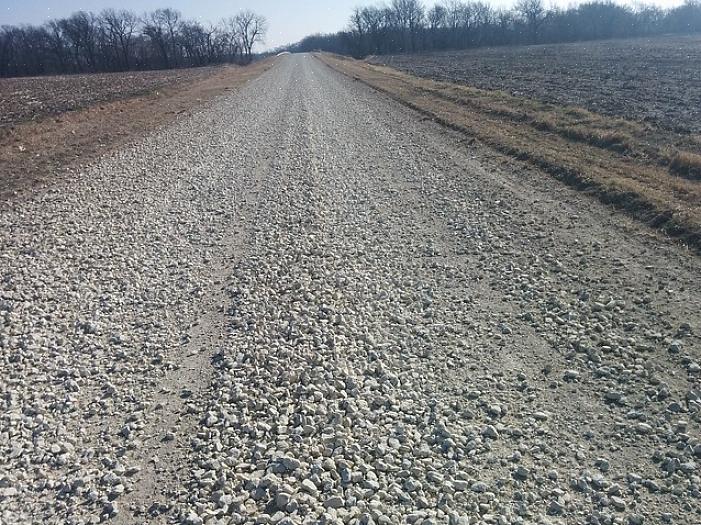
[1,0,686,49]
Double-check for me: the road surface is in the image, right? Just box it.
[1,55,700,525]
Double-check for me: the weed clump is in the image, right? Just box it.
[669,151,701,180]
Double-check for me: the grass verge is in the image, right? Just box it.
[317,53,701,251]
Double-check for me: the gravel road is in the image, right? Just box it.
[1,55,700,525]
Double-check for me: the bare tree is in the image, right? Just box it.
[443,0,465,30]
[426,5,448,49]
[391,0,425,51]
[361,7,387,54]
[0,6,269,77]
[179,21,209,66]
[101,9,139,69]
[351,7,366,37]
[471,2,494,44]
[162,9,182,66]
[60,11,100,71]
[234,11,267,63]
[0,27,15,77]
[495,9,515,43]
[46,21,69,71]
[428,5,448,30]
[143,9,180,68]
[142,9,182,68]
[516,0,545,42]
[350,7,392,55]
[203,23,225,63]
[221,17,244,62]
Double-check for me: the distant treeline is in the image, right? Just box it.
[0,9,266,78]
[289,0,701,57]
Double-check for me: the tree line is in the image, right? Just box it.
[290,0,701,57]
[0,8,267,77]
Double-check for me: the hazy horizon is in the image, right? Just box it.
[2,0,689,50]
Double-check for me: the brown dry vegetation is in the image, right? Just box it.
[670,151,701,181]
[0,60,275,201]
[318,53,701,249]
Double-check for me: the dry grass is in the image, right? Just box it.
[670,151,701,180]
[317,53,701,250]
[532,117,634,154]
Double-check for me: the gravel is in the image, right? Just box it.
[1,54,700,524]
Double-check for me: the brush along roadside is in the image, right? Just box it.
[316,53,701,251]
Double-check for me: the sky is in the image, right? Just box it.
[1,0,688,50]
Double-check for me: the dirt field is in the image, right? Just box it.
[370,35,701,134]
[0,67,222,131]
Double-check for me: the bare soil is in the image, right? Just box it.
[0,67,221,131]
[370,35,701,134]
[0,61,274,201]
